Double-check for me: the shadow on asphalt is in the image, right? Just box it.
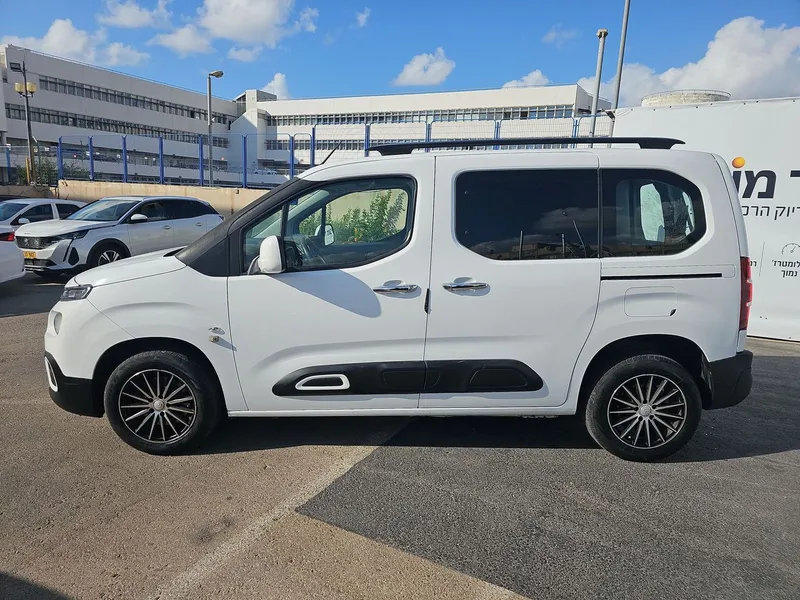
[0,573,74,600]
[0,275,64,318]
[203,352,800,462]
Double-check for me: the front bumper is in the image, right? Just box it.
[705,350,754,410]
[21,240,82,272]
[45,352,103,417]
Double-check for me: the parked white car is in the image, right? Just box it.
[15,196,222,275]
[44,137,754,461]
[0,198,85,243]
[0,237,25,284]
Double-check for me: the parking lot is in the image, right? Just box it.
[1,274,798,600]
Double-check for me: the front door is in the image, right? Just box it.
[421,152,602,409]
[126,200,174,255]
[227,158,434,413]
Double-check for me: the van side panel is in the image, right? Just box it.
[565,150,742,413]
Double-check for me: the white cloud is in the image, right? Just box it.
[542,24,578,48]
[98,0,171,29]
[579,17,800,107]
[228,46,262,61]
[198,0,317,46]
[104,41,150,66]
[392,47,455,86]
[148,24,213,57]
[503,69,550,88]
[295,7,319,33]
[262,72,290,99]
[1,19,148,66]
[356,8,370,28]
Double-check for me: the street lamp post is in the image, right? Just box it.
[611,0,632,110]
[207,70,224,186]
[14,61,37,184]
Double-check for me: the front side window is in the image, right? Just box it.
[0,202,28,222]
[136,201,169,221]
[242,177,414,272]
[18,204,55,223]
[602,169,705,257]
[455,169,599,260]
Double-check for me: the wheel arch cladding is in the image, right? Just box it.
[92,337,225,416]
[578,334,711,409]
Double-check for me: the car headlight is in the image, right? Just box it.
[60,284,92,301]
[57,230,89,240]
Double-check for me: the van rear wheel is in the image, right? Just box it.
[103,350,222,454]
[584,354,702,461]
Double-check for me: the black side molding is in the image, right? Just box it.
[272,360,543,397]
[601,273,723,281]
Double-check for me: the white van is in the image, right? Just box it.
[44,137,754,461]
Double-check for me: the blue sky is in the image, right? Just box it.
[1,0,798,105]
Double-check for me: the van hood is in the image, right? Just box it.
[15,219,115,237]
[74,248,185,287]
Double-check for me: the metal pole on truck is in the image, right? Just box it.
[589,29,609,138]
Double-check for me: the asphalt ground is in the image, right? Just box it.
[1,274,798,600]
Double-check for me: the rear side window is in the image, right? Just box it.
[602,169,706,257]
[56,203,79,218]
[169,200,213,219]
[454,169,599,260]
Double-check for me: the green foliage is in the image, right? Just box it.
[334,190,405,243]
[298,190,406,243]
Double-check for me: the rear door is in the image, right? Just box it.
[169,200,209,246]
[421,152,601,409]
[125,200,174,255]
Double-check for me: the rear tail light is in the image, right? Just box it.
[0,232,14,242]
[739,257,753,330]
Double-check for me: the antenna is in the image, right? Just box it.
[320,140,344,165]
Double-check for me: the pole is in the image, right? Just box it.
[21,62,36,184]
[207,76,214,186]
[121,136,128,183]
[611,0,631,110]
[241,134,248,188]
[57,136,64,180]
[589,29,609,138]
[198,136,205,186]
[88,136,95,181]
[158,137,165,184]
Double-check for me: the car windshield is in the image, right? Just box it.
[67,199,139,222]
[0,202,29,221]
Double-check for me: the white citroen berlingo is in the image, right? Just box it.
[44,137,754,461]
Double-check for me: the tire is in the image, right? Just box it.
[584,354,702,462]
[103,350,222,454]
[87,241,129,270]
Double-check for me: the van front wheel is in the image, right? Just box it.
[103,350,222,454]
[585,355,702,461]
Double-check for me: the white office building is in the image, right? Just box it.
[2,45,609,188]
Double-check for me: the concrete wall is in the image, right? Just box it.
[0,185,58,198]
[55,181,267,215]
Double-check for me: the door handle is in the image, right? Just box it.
[443,281,488,291]
[162,225,172,229]
[373,284,418,294]
[195,222,204,226]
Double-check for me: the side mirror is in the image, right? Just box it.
[129,213,148,223]
[17,217,30,225]
[252,236,285,274]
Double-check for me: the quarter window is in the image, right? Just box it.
[56,204,79,218]
[601,169,705,257]
[455,169,599,260]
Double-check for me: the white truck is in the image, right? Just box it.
[613,97,800,341]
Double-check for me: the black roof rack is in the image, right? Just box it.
[368,137,684,156]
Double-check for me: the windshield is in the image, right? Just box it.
[67,199,139,222]
[0,202,28,221]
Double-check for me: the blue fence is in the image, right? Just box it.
[3,115,613,189]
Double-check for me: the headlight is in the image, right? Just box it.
[60,284,92,301]
[57,230,89,240]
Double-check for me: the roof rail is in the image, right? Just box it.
[368,137,685,155]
